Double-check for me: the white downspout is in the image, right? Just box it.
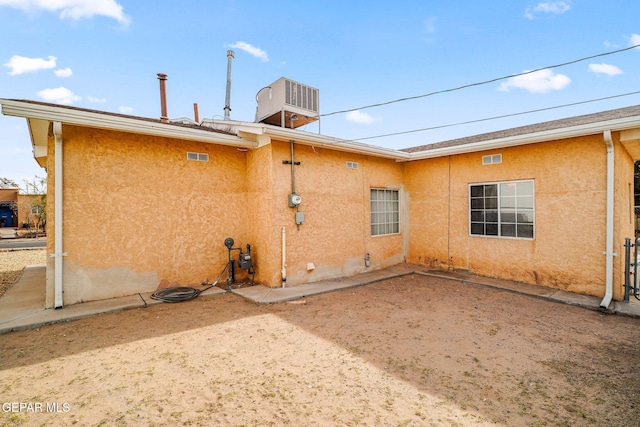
[281,226,287,287]
[600,130,614,309]
[52,121,66,309]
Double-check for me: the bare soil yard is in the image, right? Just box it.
[1,271,639,426]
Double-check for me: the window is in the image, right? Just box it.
[371,189,399,236]
[469,180,534,239]
[31,206,42,215]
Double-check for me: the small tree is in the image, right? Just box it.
[21,176,47,237]
[0,177,19,188]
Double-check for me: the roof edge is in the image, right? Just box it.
[0,99,248,148]
[405,114,640,160]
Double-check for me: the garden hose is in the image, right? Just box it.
[150,261,230,303]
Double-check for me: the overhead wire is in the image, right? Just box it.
[353,90,640,142]
[321,43,640,118]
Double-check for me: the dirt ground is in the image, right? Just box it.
[1,274,639,426]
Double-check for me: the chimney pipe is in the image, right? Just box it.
[157,73,169,123]
[224,50,234,120]
[193,103,200,123]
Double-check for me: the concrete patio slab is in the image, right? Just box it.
[1,262,638,335]
[231,264,414,304]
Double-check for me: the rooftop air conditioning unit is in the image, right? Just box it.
[256,77,319,129]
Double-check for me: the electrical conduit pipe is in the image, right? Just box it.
[600,130,614,309]
[281,227,287,287]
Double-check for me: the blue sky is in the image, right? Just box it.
[1,0,639,185]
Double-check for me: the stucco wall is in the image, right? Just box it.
[43,122,637,305]
[246,144,276,285]
[49,125,251,304]
[0,189,18,202]
[16,194,43,228]
[406,134,625,297]
[260,140,406,286]
[45,126,408,304]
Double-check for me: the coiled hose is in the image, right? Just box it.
[150,286,210,303]
[150,261,230,303]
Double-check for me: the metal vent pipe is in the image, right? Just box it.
[157,73,169,123]
[224,50,234,120]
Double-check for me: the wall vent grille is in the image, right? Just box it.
[482,154,502,165]
[346,161,359,169]
[187,152,209,162]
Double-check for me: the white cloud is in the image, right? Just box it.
[588,63,623,77]
[37,87,81,104]
[423,17,437,34]
[88,96,106,103]
[229,41,269,62]
[119,106,134,114]
[630,34,640,49]
[346,110,378,125]
[54,67,73,77]
[525,1,571,19]
[498,69,571,93]
[422,16,437,42]
[0,0,130,25]
[4,55,56,75]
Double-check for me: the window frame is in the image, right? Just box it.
[370,188,400,237]
[469,179,535,240]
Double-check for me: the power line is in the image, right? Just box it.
[321,43,640,118]
[353,90,640,142]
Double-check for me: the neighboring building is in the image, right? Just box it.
[2,95,640,310]
[17,193,45,231]
[0,179,45,230]
[0,184,18,228]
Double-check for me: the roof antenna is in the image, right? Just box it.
[224,50,234,120]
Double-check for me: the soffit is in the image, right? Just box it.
[620,128,640,160]
[27,118,49,168]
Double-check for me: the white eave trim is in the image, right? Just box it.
[4,99,640,162]
[406,115,640,161]
[1,99,249,148]
[258,125,412,160]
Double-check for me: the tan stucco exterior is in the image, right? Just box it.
[3,99,637,308]
[16,194,44,228]
[47,125,253,305]
[406,132,635,300]
[45,125,407,305]
[0,188,43,229]
[261,140,405,286]
[0,188,18,203]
